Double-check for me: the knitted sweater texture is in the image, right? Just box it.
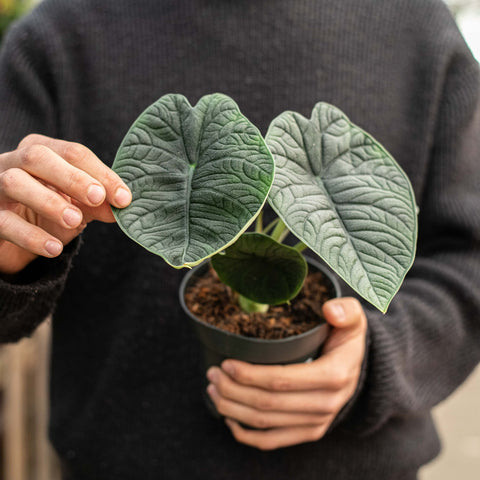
[1,1,480,478]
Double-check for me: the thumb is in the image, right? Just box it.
[322,297,366,330]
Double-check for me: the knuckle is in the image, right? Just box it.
[45,192,65,212]
[63,142,89,163]
[324,394,343,414]
[22,231,43,252]
[310,425,326,442]
[18,133,43,149]
[64,168,85,192]
[252,414,270,429]
[231,368,250,384]
[270,376,291,392]
[0,210,10,230]
[254,393,275,411]
[214,398,227,416]
[22,236,36,252]
[0,168,21,192]
[328,363,350,389]
[104,168,120,187]
[332,370,350,389]
[22,144,50,167]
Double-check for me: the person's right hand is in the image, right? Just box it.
[0,134,132,275]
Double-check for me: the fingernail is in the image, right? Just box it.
[114,187,131,207]
[222,361,235,376]
[206,368,218,383]
[45,240,63,257]
[87,184,105,205]
[63,208,83,227]
[207,384,217,397]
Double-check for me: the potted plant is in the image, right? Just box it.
[111,93,417,376]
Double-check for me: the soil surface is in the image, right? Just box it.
[184,265,335,339]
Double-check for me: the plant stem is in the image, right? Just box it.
[271,218,287,242]
[255,211,263,233]
[263,218,279,235]
[293,241,308,253]
[277,228,290,244]
[238,294,270,313]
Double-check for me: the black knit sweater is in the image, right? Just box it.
[1,1,480,479]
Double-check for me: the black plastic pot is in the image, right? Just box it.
[179,257,341,368]
[180,257,341,416]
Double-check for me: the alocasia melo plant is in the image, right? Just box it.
[112,93,417,314]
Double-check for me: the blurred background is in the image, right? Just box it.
[0,0,479,479]
[0,0,36,38]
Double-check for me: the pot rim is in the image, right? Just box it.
[179,255,341,345]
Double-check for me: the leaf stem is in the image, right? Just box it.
[238,294,270,313]
[255,211,263,233]
[271,218,287,242]
[277,228,290,244]
[263,218,279,235]
[293,241,308,253]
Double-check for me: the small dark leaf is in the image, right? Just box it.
[211,233,307,305]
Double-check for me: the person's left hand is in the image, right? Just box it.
[206,297,367,450]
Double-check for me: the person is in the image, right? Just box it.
[1,0,479,478]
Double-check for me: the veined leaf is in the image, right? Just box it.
[112,93,275,268]
[211,233,307,305]
[266,102,417,312]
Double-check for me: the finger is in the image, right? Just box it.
[17,134,131,208]
[225,418,330,451]
[2,144,107,208]
[0,239,37,274]
[207,383,331,428]
[0,210,64,258]
[207,367,343,413]
[71,198,116,224]
[220,358,346,392]
[321,298,368,354]
[322,297,367,331]
[0,168,84,229]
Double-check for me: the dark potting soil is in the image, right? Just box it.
[184,266,334,339]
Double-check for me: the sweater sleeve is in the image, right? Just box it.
[0,17,80,343]
[0,239,81,343]
[339,43,480,436]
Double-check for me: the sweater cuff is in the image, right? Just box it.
[0,237,81,343]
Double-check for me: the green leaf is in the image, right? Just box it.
[211,233,307,305]
[266,102,418,312]
[111,93,275,268]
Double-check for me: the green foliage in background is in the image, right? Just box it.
[0,0,34,39]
